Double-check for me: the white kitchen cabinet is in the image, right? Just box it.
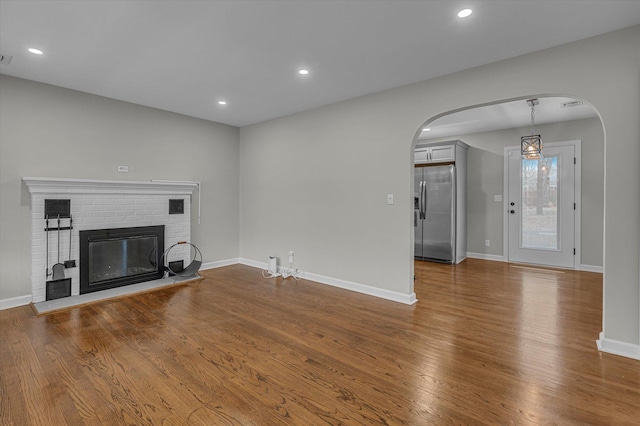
[414,148,429,163]
[414,142,458,164]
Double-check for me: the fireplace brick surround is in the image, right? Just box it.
[23,178,197,303]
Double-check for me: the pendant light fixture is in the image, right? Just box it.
[521,98,542,159]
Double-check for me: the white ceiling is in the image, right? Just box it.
[1,1,639,128]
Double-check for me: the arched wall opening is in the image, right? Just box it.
[408,94,605,298]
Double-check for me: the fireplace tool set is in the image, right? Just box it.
[45,214,74,300]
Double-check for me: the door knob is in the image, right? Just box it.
[510,202,515,206]
[510,210,515,214]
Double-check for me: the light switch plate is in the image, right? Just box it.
[387,194,394,205]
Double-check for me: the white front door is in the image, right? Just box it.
[507,144,576,268]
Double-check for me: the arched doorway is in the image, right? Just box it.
[411,96,604,294]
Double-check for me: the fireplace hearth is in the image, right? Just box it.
[80,225,165,294]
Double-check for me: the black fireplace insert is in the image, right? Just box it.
[79,225,165,294]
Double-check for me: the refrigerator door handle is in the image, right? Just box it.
[422,180,427,220]
[418,181,423,219]
[419,181,425,220]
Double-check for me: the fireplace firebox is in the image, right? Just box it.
[79,225,165,294]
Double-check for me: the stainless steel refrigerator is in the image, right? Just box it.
[414,165,456,263]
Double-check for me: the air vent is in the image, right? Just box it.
[0,54,13,65]
[560,100,584,108]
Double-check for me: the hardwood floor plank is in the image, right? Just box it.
[1,260,639,424]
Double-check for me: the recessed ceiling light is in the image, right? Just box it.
[298,69,309,75]
[457,8,473,18]
[218,100,227,105]
[28,48,43,55]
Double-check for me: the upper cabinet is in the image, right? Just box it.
[415,140,468,164]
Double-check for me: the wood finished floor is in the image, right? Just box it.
[1,259,639,425]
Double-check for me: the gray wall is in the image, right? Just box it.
[425,117,604,267]
[0,75,240,300]
[239,26,639,346]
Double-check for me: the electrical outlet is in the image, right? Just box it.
[288,251,294,264]
[485,240,490,247]
[117,165,129,173]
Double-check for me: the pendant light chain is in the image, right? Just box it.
[530,101,535,136]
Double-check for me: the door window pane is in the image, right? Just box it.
[521,156,559,250]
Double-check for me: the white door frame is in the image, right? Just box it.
[503,140,582,269]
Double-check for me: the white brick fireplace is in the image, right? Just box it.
[23,177,197,303]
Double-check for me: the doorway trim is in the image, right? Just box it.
[502,140,582,269]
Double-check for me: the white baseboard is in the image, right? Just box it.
[239,258,267,270]
[466,252,507,262]
[200,258,241,270]
[303,271,417,305]
[239,258,417,305]
[0,294,32,310]
[597,332,640,361]
[579,264,603,273]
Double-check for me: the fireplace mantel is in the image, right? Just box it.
[23,177,197,195]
